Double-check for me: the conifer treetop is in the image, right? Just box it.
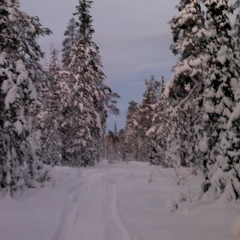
[74,0,94,43]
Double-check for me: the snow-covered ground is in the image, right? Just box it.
[0,161,240,240]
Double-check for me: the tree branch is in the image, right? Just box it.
[178,82,202,108]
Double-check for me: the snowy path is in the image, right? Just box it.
[0,161,239,240]
[51,169,131,240]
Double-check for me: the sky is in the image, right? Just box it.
[20,0,178,131]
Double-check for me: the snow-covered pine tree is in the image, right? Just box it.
[139,76,160,131]
[62,18,78,70]
[134,76,161,161]
[64,0,112,166]
[0,0,51,193]
[122,77,161,162]
[40,48,63,166]
[124,100,141,160]
[161,76,165,95]
[146,78,180,167]
[126,101,139,131]
[234,0,240,54]
[106,128,121,162]
[147,95,175,167]
[169,0,205,100]
[106,91,120,116]
[200,0,240,201]
[161,0,205,168]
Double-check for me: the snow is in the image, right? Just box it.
[146,126,156,136]
[30,87,37,100]
[228,102,240,129]
[95,112,102,130]
[175,192,187,203]
[16,60,26,73]
[13,120,24,135]
[199,136,209,153]
[4,85,17,109]
[0,52,7,65]
[217,45,227,65]
[232,218,240,240]
[165,198,178,212]
[0,161,239,240]
[1,80,9,93]
[79,102,84,113]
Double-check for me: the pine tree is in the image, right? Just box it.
[124,100,140,160]
[107,92,120,115]
[122,77,161,162]
[161,76,165,95]
[156,0,205,168]
[139,76,161,131]
[200,0,240,201]
[0,0,51,193]
[62,18,78,70]
[147,95,176,167]
[126,100,139,130]
[131,76,161,161]
[41,48,63,166]
[169,0,205,100]
[64,0,113,166]
[106,129,120,162]
[234,0,240,55]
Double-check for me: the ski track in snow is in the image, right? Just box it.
[1,161,239,240]
[102,179,132,240]
[51,169,132,240]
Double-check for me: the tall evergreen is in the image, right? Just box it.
[169,0,205,100]
[122,77,161,162]
[148,0,206,168]
[147,94,176,167]
[234,0,240,54]
[124,100,141,160]
[63,0,113,166]
[0,0,51,193]
[139,76,161,131]
[62,18,78,70]
[41,48,63,166]
[201,0,240,200]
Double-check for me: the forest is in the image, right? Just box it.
[107,0,240,203]
[1,0,240,207]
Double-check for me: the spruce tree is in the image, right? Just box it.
[124,100,140,160]
[107,92,120,116]
[148,96,175,167]
[64,0,113,166]
[106,129,120,162]
[139,76,161,131]
[200,0,240,201]
[62,18,78,70]
[234,0,240,54]
[160,0,205,168]
[169,0,205,100]
[0,0,51,193]
[41,48,63,166]
[123,77,161,162]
